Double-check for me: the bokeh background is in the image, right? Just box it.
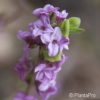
[0,0,100,100]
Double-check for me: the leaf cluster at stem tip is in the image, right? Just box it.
[59,17,85,37]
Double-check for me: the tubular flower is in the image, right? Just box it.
[33,4,59,16]
[13,92,37,100]
[14,53,32,80]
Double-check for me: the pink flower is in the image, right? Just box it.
[14,53,32,80]
[40,27,69,57]
[56,10,68,23]
[13,92,37,100]
[33,4,59,16]
[35,63,56,91]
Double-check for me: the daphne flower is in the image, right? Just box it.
[17,31,32,42]
[34,54,66,92]
[59,37,69,53]
[32,18,53,38]
[40,85,57,100]
[33,4,59,16]
[35,63,57,91]
[56,10,68,23]
[38,80,56,92]
[41,27,69,57]
[48,27,69,57]
[13,92,37,100]
[14,53,32,80]
[17,30,36,48]
[51,54,67,73]
[35,63,56,82]
[44,4,59,13]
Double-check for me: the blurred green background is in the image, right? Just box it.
[0,0,100,100]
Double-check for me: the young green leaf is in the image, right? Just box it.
[59,19,70,37]
[69,17,81,28]
[68,17,84,34]
[70,27,85,34]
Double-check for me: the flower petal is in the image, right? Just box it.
[48,43,59,57]
[39,83,49,91]
[41,34,51,44]
[35,64,46,72]
[52,27,62,41]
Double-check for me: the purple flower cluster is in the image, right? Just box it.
[14,4,70,100]
[13,92,37,100]
[18,4,69,57]
[35,55,66,100]
[14,52,32,80]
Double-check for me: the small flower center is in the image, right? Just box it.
[41,26,46,30]
[52,40,57,44]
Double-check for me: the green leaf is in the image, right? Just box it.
[44,53,61,62]
[59,19,70,37]
[68,17,85,34]
[70,28,85,34]
[69,17,81,28]
[59,17,84,36]
[40,47,62,62]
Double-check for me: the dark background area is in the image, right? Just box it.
[0,0,100,100]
